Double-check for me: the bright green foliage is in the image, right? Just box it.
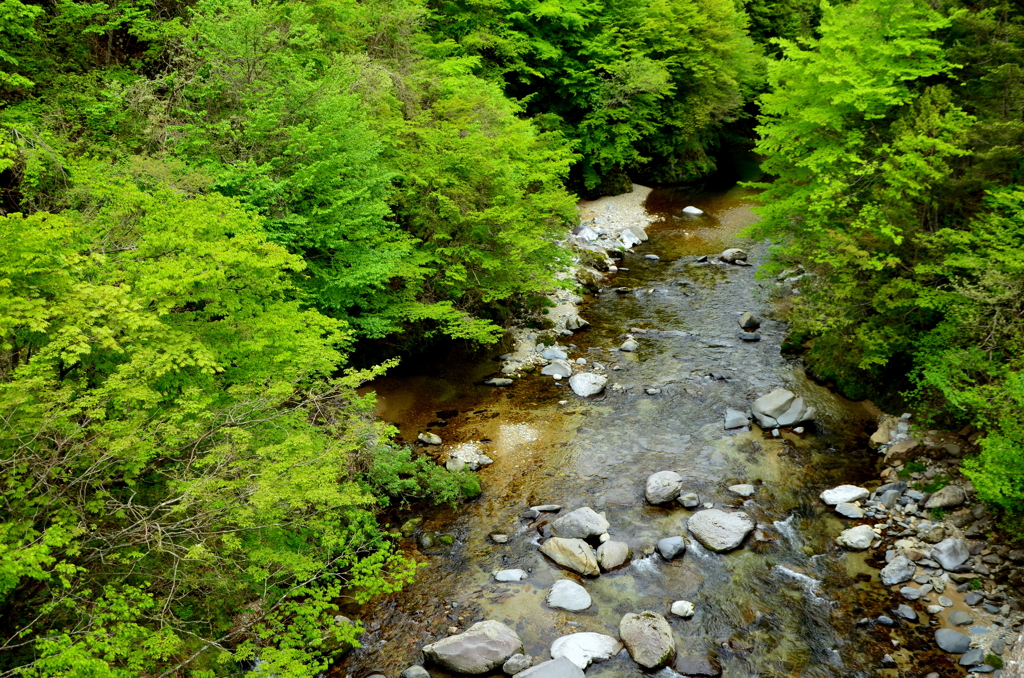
[385,65,579,342]
[429,0,762,190]
[746,0,967,390]
[0,163,468,676]
[912,188,1024,520]
[749,0,1024,529]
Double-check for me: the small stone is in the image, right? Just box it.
[877,615,895,627]
[657,536,686,560]
[646,471,685,505]
[948,610,974,626]
[900,586,922,601]
[965,592,984,606]
[401,667,430,678]
[678,493,700,508]
[724,408,749,429]
[683,206,704,215]
[880,556,916,586]
[720,248,747,263]
[738,312,761,330]
[895,604,917,621]
[738,331,761,342]
[671,600,695,618]
[620,338,639,352]
[939,596,954,607]
[491,533,509,544]
[644,254,661,261]
[927,605,943,614]
[837,525,876,550]
[820,485,870,505]
[925,485,968,509]
[532,505,562,512]
[960,648,986,666]
[485,378,514,386]
[418,432,443,445]
[503,654,533,675]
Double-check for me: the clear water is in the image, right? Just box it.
[339,179,942,677]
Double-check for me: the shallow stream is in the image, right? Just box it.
[338,180,930,677]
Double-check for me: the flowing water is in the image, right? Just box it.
[338,177,915,677]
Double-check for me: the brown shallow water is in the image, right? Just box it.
[338,183,958,678]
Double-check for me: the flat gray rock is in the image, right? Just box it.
[569,373,607,397]
[960,648,985,666]
[401,666,430,678]
[820,485,870,505]
[542,348,568,360]
[687,509,754,552]
[541,359,573,378]
[551,507,610,540]
[724,408,749,429]
[835,502,865,519]
[900,586,921,601]
[550,632,623,669]
[539,538,599,576]
[546,580,592,611]
[620,611,675,669]
[513,657,584,678]
[931,538,970,571]
[935,628,971,654]
[895,604,917,621]
[924,485,967,509]
[646,471,684,504]
[880,556,916,586]
[596,540,631,571]
[422,620,523,674]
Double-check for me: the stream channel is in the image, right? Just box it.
[338,175,923,678]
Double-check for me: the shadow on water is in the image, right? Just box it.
[336,165,942,678]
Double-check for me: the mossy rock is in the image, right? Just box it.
[459,473,482,498]
[400,517,423,537]
[437,534,455,546]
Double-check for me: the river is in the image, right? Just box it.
[337,177,920,677]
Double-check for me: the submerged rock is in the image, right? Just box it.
[494,569,527,582]
[541,359,573,378]
[550,632,623,669]
[620,611,675,669]
[546,580,592,611]
[502,654,532,675]
[687,509,754,552]
[539,538,599,576]
[514,657,584,678]
[620,338,639,352]
[422,620,523,674]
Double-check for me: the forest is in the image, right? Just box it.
[0,0,1021,674]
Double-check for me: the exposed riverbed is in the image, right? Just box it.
[338,180,985,677]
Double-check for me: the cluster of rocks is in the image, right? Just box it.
[399,501,716,677]
[406,611,696,677]
[493,344,609,398]
[823,413,1024,670]
[645,471,757,552]
[723,387,815,435]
